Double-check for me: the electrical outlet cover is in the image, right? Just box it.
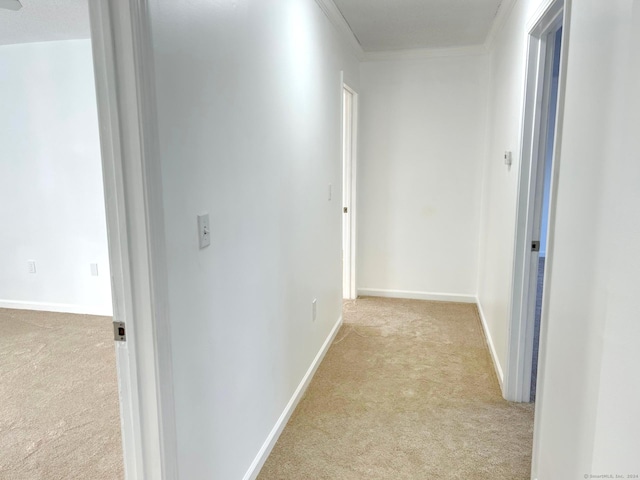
[197,214,211,249]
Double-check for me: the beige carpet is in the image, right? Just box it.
[0,308,124,480]
[258,297,535,480]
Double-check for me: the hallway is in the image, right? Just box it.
[258,298,534,479]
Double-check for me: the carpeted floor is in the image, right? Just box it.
[258,297,535,480]
[0,308,124,480]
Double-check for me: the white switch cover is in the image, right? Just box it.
[197,214,211,249]
[312,298,317,321]
[90,263,99,276]
[27,260,36,274]
[328,184,332,201]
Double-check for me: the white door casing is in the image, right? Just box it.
[88,1,178,478]
[342,80,358,300]
[505,0,565,404]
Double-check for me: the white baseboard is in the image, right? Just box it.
[0,299,112,317]
[243,314,344,480]
[475,298,504,390]
[357,288,476,304]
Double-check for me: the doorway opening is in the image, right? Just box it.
[342,83,358,300]
[0,5,123,477]
[505,0,565,405]
[530,26,562,402]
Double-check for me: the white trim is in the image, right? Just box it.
[475,298,505,389]
[313,0,364,59]
[505,0,564,404]
[243,315,344,480]
[531,2,571,478]
[88,3,142,476]
[505,31,545,403]
[348,85,358,301]
[357,288,476,304]
[126,2,179,476]
[0,300,112,317]
[362,44,487,62]
[527,0,560,34]
[89,1,178,479]
[341,80,358,300]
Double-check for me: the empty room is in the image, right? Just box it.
[0,1,124,478]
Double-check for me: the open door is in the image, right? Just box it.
[529,27,563,402]
[505,0,565,404]
[342,83,358,300]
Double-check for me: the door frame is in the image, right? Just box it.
[505,0,567,403]
[341,79,358,300]
[88,1,177,478]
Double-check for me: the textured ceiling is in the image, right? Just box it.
[332,0,504,52]
[0,0,90,46]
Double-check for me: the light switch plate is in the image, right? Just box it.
[197,214,211,249]
[90,263,99,276]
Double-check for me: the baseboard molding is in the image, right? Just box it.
[0,299,112,317]
[474,298,504,390]
[243,314,344,480]
[357,288,476,304]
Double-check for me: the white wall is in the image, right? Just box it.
[476,0,640,476]
[357,55,489,300]
[476,0,548,380]
[0,40,112,316]
[533,0,640,477]
[145,1,359,478]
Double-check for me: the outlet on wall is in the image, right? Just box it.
[312,298,317,321]
[27,260,36,274]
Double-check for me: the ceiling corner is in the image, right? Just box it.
[313,0,365,60]
[483,0,518,52]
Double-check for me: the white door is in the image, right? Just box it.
[505,0,565,404]
[342,85,357,300]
